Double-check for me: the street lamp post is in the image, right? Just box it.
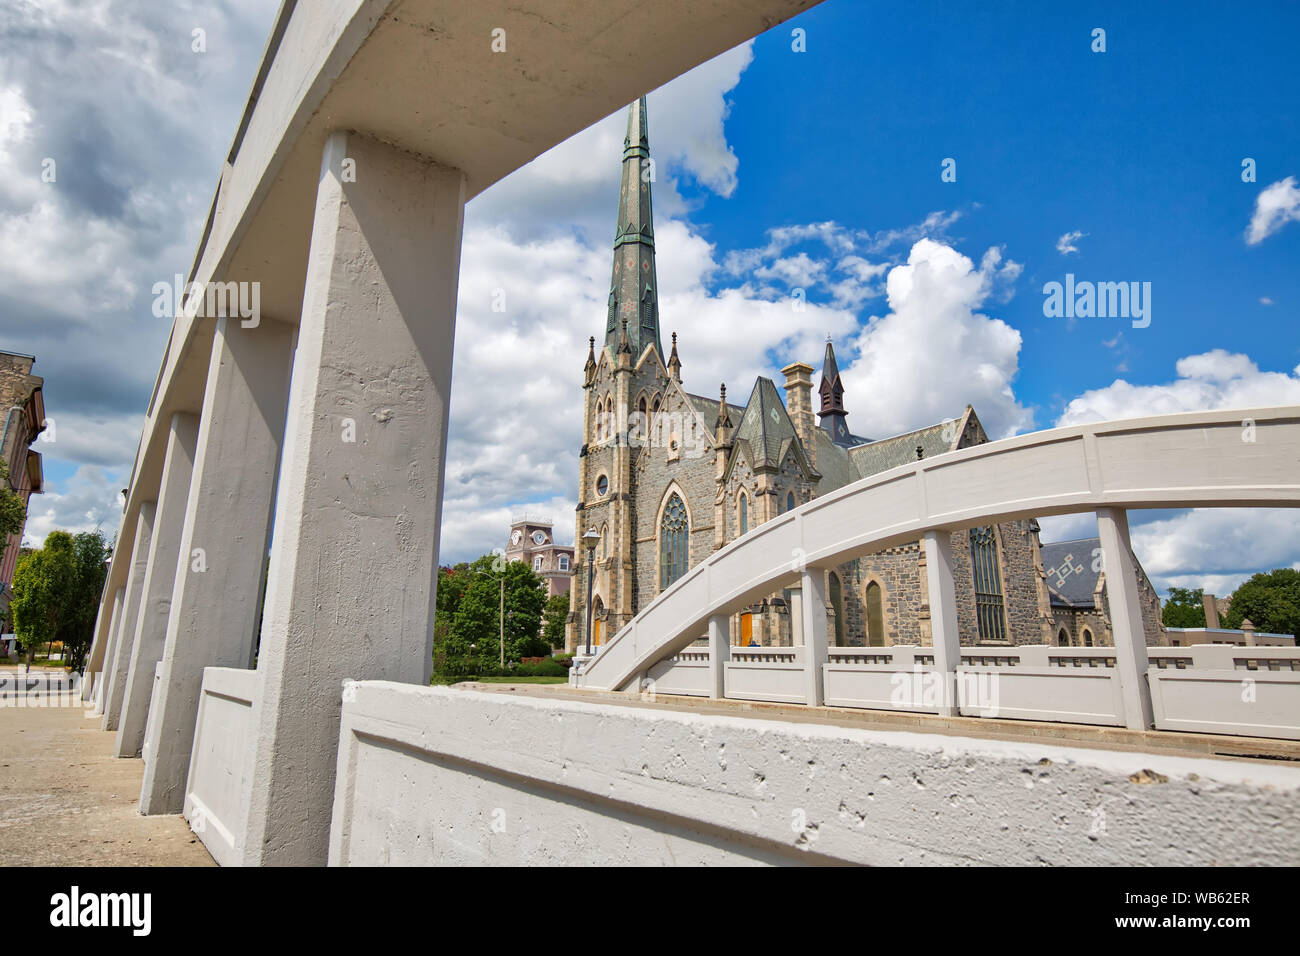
[582,527,600,656]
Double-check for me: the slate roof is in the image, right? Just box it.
[1041,537,1101,608]
[732,377,802,470]
[812,429,857,492]
[684,392,735,429]
[847,422,953,480]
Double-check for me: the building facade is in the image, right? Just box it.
[0,349,44,628]
[568,100,1165,654]
[504,517,574,598]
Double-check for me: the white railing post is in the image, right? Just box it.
[707,613,729,698]
[800,569,829,706]
[923,530,961,717]
[1096,508,1155,730]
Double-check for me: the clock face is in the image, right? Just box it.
[532,531,547,545]
[511,530,522,545]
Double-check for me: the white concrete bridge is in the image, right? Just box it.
[76,0,1300,866]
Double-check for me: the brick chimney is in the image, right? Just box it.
[782,361,816,471]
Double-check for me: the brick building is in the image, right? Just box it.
[0,349,45,626]
[568,99,1164,652]
[504,517,574,598]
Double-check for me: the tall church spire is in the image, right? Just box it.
[604,96,664,360]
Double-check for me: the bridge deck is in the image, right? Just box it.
[457,681,1300,766]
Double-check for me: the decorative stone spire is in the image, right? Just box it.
[715,383,732,434]
[818,339,851,446]
[583,336,596,386]
[667,331,681,383]
[604,96,664,361]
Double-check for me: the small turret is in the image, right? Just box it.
[667,332,682,383]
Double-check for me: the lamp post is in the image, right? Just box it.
[582,527,600,656]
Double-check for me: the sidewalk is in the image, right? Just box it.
[0,686,214,866]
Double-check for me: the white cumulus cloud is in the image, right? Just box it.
[1246,175,1300,245]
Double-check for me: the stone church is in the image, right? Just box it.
[567,99,1165,653]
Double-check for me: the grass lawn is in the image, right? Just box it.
[458,676,569,685]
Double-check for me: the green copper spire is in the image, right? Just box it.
[604,96,664,360]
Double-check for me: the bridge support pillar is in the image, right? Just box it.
[1096,508,1155,730]
[800,570,829,706]
[708,613,729,698]
[139,316,295,815]
[923,530,961,716]
[85,587,123,704]
[116,412,199,758]
[101,502,157,731]
[241,130,466,866]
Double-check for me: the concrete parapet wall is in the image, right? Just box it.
[184,667,258,867]
[328,682,1300,866]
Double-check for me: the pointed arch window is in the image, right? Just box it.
[738,493,748,535]
[1058,627,1070,646]
[865,581,885,647]
[1083,628,1094,647]
[787,492,796,513]
[970,526,1007,642]
[659,493,689,590]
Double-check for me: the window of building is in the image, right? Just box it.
[866,580,884,647]
[1083,628,1093,647]
[595,474,608,497]
[534,556,544,571]
[659,493,689,590]
[738,492,748,535]
[969,526,1007,642]
[787,491,796,513]
[1058,628,1070,646]
[558,554,569,572]
[829,572,844,647]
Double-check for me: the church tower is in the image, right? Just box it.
[818,340,852,446]
[573,96,668,653]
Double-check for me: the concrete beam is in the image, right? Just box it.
[115,414,199,758]
[707,613,728,699]
[800,569,828,707]
[139,317,295,814]
[241,131,465,865]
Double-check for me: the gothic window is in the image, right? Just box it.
[600,523,608,561]
[738,492,748,535]
[637,395,647,442]
[866,581,884,647]
[829,572,844,647]
[1083,628,1094,647]
[1057,628,1070,646]
[787,491,796,513]
[970,526,1007,642]
[659,493,689,590]
[607,290,618,333]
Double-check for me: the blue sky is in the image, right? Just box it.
[4,0,1298,596]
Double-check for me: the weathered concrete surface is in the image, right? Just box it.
[329,682,1300,866]
[0,691,212,866]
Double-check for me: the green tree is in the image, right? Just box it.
[0,459,25,541]
[58,531,110,668]
[1221,569,1300,638]
[1161,587,1206,628]
[543,591,570,650]
[11,531,78,657]
[434,555,548,676]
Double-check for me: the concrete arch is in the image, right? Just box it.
[578,406,1300,691]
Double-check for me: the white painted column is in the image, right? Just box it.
[139,316,294,814]
[101,504,156,731]
[800,569,829,706]
[242,131,466,866]
[84,587,123,702]
[923,530,961,717]
[1096,507,1155,730]
[115,413,199,758]
[707,613,729,698]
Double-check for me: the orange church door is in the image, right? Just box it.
[740,612,754,646]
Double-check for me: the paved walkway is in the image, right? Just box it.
[0,678,213,866]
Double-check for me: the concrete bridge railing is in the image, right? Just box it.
[575,406,1300,737]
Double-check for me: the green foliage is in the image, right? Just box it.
[1221,569,1300,638]
[543,591,570,649]
[433,554,549,677]
[0,459,26,542]
[10,530,109,667]
[1161,587,1206,628]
